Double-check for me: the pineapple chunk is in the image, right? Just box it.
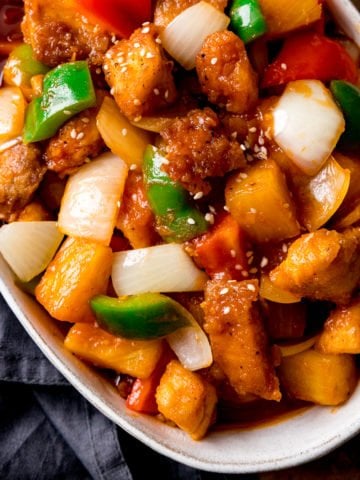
[156,360,217,440]
[36,237,113,323]
[225,158,299,243]
[258,0,322,36]
[279,349,357,405]
[65,323,163,378]
[316,299,360,354]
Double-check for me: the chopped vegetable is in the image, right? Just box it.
[278,336,318,358]
[3,43,49,99]
[143,145,208,243]
[58,152,128,246]
[64,323,164,379]
[279,349,357,405]
[0,86,26,143]
[76,0,152,39]
[111,243,208,297]
[229,0,267,44]
[262,32,357,88]
[272,80,345,176]
[160,1,230,70]
[259,274,301,304]
[258,0,322,36]
[96,96,150,168]
[0,221,63,282]
[35,237,113,323]
[23,61,96,143]
[90,293,191,340]
[330,80,360,146]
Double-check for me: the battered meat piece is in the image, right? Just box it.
[202,279,281,401]
[196,31,258,114]
[103,24,177,120]
[160,108,246,194]
[270,228,360,304]
[44,108,104,175]
[0,143,46,222]
[154,0,228,30]
[22,0,111,67]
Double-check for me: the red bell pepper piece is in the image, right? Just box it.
[126,345,174,414]
[262,32,357,88]
[76,0,152,39]
[189,213,250,281]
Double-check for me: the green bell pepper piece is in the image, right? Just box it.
[229,0,267,44]
[143,145,208,243]
[90,293,190,339]
[4,44,50,92]
[23,61,96,143]
[330,80,360,146]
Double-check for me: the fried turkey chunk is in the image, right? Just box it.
[202,279,281,401]
[196,31,258,114]
[154,0,227,30]
[44,107,104,175]
[103,24,177,120]
[160,108,246,194]
[0,143,46,222]
[22,0,111,67]
[270,228,360,305]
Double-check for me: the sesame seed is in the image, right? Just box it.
[281,63,287,70]
[223,205,230,212]
[220,287,229,295]
[121,128,128,136]
[241,270,249,277]
[134,42,141,48]
[254,144,260,153]
[76,132,85,140]
[130,164,137,171]
[187,217,196,225]
[153,88,160,95]
[249,268,258,274]
[260,257,269,268]
[198,117,205,125]
[105,52,112,59]
[146,52,155,59]
[244,140,250,149]
[209,205,216,214]
[131,193,137,202]
[246,251,253,258]
[248,256,254,265]
[103,64,108,71]
[205,213,215,224]
[140,48,146,57]
[230,249,236,258]
[142,21,150,26]
[111,35,117,43]
[223,306,231,314]
[82,15,88,23]
[193,191,203,200]
[260,146,268,156]
[116,200,121,208]
[211,57,218,65]
[240,143,246,151]
[249,208,257,214]
[239,172,248,179]
[258,136,265,146]
[164,89,169,99]
[95,68,102,74]
[81,117,90,123]
[63,110,71,115]
[133,98,141,106]
[283,203,290,209]
[121,66,127,73]
[247,283,256,292]
[70,129,77,139]
[155,37,162,44]
[142,26,150,34]
[282,243,288,253]
[110,87,115,95]
[249,126,257,133]
[235,264,242,270]
[231,131,237,139]
[134,115,142,122]
[246,153,254,162]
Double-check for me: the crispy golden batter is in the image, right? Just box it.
[22,0,110,67]
[103,24,177,120]
[270,228,360,304]
[202,279,281,401]
[44,108,104,175]
[0,143,45,222]
[161,108,246,194]
[156,360,218,440]
[196,31,258,114]
[154,0,227,30]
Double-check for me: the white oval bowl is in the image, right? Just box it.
[1,0,360,473]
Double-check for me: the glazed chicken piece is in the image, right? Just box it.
[103,24,177,120]
[156,360,218,440]
[270,228,360,304]
[0,143,46,222]
[22,0,111,67]
[196,31,258,114]
[154,0,227,30]
[160,108,246,194]
[44,107,104,175]
[202,279,281,401]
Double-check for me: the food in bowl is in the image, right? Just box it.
[0,0,359,442]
